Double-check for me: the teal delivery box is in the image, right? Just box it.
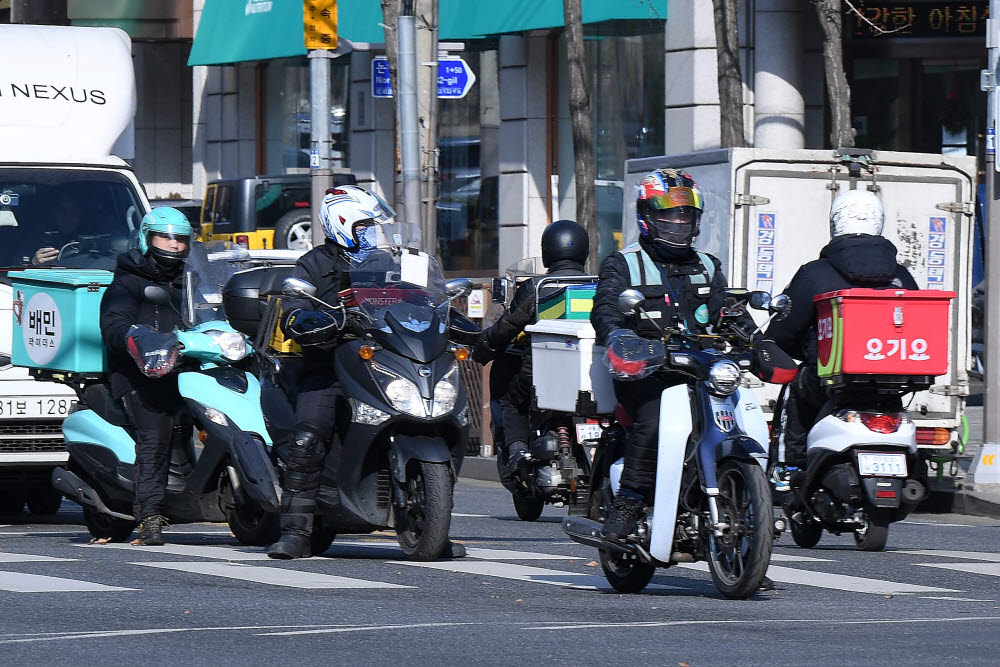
[10,269,114,374]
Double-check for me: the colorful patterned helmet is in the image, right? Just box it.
[138,207,192,268]
[318,185,395,250]
[635,169,704,249]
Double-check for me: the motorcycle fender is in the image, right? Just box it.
[389,435,453,483]
[715,434,769,472]
[733,387,769,450]
[650,384,692,563]
[227,432,282,513]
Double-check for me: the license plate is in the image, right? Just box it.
[857,452,908,477]
[0,397,77,419]
[575,423,603,443]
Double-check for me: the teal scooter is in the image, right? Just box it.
[52,243,281,544]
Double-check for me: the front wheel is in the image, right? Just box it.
[706,460,774,599]
[789,518,823,549]
[854,509,890,551]
[311,517,338,556]
[599,548,656,593]
[396,461,454,561]
[83,508,135,543]
[512,493,545,521]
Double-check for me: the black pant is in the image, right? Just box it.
[121,381,185,520]
[284,369,339,500]
[614,375,684,498]
[781,365,827,467]
[489,350,532,448]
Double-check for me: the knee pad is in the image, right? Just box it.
[285,426,327,471]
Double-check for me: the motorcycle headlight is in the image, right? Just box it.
[431,364,459,417]
[708,360,741,396]
[371,363,425,417]
[206,330,248,361]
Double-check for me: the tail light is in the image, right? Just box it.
[837,410,907,434]
[916,427,951,446]
[235,235,250,248]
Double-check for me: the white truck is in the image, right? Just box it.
[623,148,975,454]
[0,25,149,514]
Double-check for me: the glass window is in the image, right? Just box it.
[852,59,902,150]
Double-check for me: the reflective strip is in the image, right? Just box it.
[622,244,662,287]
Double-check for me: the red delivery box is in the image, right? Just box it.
[814,289,955,378]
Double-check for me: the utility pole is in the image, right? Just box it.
[397,1,423,235]
[973,4,1000,484]
[305,1,342,247]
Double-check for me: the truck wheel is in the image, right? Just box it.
[0,489,26,515]
[273,210,313,250]
[396,461,453,561]
[26,486,63,515]
[83,508,135,543]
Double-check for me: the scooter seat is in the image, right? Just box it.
[82,384,130,428]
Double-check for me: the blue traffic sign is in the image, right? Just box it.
[370,55,476,99]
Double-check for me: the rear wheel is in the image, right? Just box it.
[789,518,823,549]
[26,486,63,515]
[83,508,135,543]
[273,210,312,250]
[599,548,656,593]
[854,509,890,551]
[706,461,774,599]
[396,461,453,561]
[512,493,544,522]
[0,488,26,515]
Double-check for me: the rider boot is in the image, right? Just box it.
[268,427,325,560]
[133,514,169,546]
[268,494,314,559]
[602,488,645,541]
[499,441,529,492]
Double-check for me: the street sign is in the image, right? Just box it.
[370,55,477,99]
[304,0,338,50]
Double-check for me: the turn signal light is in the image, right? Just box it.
[198,430,207,443]
[359,345,375,360]
[915,427,951,446]
[454,346,470,361]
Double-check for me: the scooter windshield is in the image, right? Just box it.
[182,241,253,326]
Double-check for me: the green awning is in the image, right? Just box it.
[189,0,666,67]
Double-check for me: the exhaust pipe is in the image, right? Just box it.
[901,479,927,504]
[51,468,135,521]
[562,516,641,556]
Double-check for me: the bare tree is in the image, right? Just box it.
[563,0,598,271]
[812,0,856,147]
[712,0,745,147]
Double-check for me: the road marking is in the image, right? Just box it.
[76,543,271,561]
[0,625,352,644]
[901,521,982,528]
[898,550,1000,562]
[768,553,834,563]
[133,561,411,589]
[0,571,135,593]
[916,562,1000,578]
[528,616,1000,631]
[451,513,489,518]
[678,562,959,594]
[0,552,77,563]
[390,559,684,592]
[465,547,580,560]
[258,622,479,636]
[919,596,996,602]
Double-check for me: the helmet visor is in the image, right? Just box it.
[149,231,191,247]
[644,207,701,247]
[644,186,703,212]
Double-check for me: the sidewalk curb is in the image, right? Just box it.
[459,456,499,484]
[923,483,1000,520]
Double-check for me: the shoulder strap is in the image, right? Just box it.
[689,251,716,286]
[622,245,662,287]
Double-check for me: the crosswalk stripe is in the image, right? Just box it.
[390,559,684,592]
[0,571,135,593]
[769,553,833,563]
[916,562,1000,578]
[451,513,489,518]
[679,562,959,594]
[464,547,581,561]
[898,550,1000,563]
[76,543,271,561]
[132,561,411,589]
[0,553,76,563]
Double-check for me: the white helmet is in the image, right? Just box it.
[830,190,884,237]
[318,185,395,250]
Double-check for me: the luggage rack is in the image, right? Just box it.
[28,367,105,400]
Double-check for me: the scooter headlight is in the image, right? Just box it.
[206,330,248,361]
[431,364,459,417]
[349,398,391,425]
[371,362,425,417]
[708,360,741,395]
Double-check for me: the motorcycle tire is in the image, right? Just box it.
[311,517,338,556]
[599,548,655,594]
[789,518,822,549]
[83,507,135,543]
[226,499,280,547]
[273,209,313,250]
[396,461,453,561]
[512,493,544,522]
[26,486,63,515]
[706,460,774,600]
[0,488,26,515]
[854,509,890,551]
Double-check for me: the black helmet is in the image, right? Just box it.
[541,219,589,268]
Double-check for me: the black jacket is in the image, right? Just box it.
[100,250,185,399]
[769,234,919,363]
[472,259,588,363]
[591,237,731,345]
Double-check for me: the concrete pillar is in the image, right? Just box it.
[753,0,805,149]
[664,0,721,154]
[497,35,550,272]
[802,9,827,149]
[347,51,395,202]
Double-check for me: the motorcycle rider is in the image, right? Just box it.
[99,207,193,546]
[768,190,918,489]
[472,219,590,488]
[591,169,739,541]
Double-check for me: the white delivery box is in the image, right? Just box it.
[525,319,616,415]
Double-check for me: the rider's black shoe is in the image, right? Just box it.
[133,514,168,546]
[601,491,644,541]
[499,441,529,492]
[441,540,466,559]
[267,533,312,559]
[758,576,775,592]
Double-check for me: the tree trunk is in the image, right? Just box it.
[812,0,855,148]
[712,0,745,147]
[563,0,598,272]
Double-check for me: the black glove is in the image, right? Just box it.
[125,325,179,378]
[284,309,344,346]
[507,291,537,329]
[604,329,664,381]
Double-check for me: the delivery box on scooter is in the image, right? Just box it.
[536,283,597,320]
[525,319,616,415]
[9,269,114,374]
[814,288,956,378]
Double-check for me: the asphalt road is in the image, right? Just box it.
[1,480,999,666]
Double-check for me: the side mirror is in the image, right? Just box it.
[770,293,792,321]
[490,277,508,304]
[143,285,171,306]
[282,277,317,297]
[444,278,474,299]
[617,289,644,315]
[748,291,772,311]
